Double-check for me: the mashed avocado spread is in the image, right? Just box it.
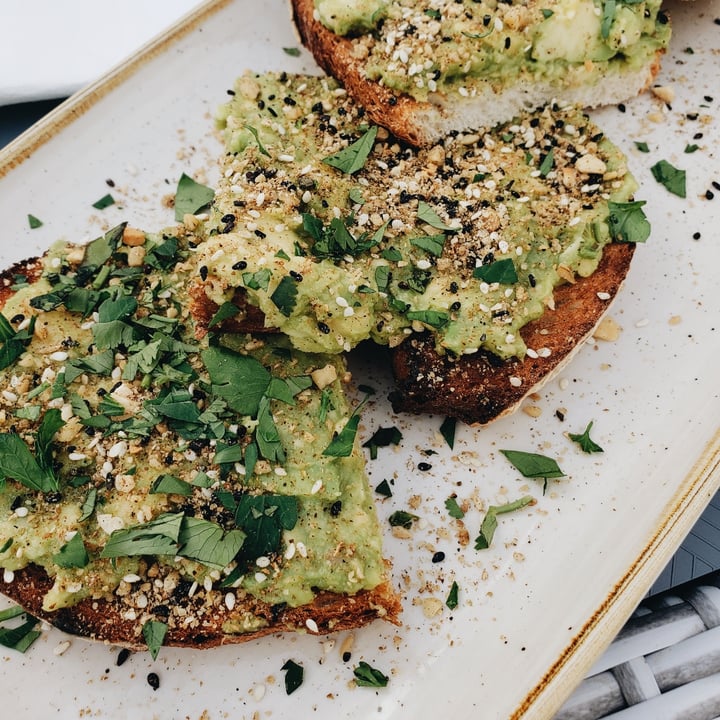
[198,72,637,360]
[313,0,670,100]
[0,226,386,625]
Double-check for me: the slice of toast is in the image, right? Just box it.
[0,227,400,650]
[291,0,670,146]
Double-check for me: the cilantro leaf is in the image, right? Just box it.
[0,613,41,653]
[142,620,168,661]
[568,421,604,453]
[53,532,89,568]
[92,193,115,210]
[322,414,360,457]
[500,450,565,479]
[375,479,393,498]
[208,301,240,328]
[177,516,245,569]
[242,269,272,291]
[27,214,43,229]
[474,495,534,549]
[650,160,686,198]
[150,474,193,496]
[353,661,389,688]
[405,310,449,329]
[473,258,518,284]
[323,126,378,174]
[684,144,699,154]
[174,173,215,221]
[282,659,304,695]
[606,200,651,243]
[79,487,97,522]
[635,141,650,153]
[100,513,184,559]
[283,47,301,57]
[0,313,35,371]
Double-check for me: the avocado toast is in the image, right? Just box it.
[291,0,670,146]
[0,224,399,649]
[191,72,644,424]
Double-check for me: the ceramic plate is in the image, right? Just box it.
[0,1,719,717]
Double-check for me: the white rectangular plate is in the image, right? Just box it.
[0,1,719,717]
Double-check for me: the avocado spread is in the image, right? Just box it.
[0,225,386,627]
[312,0,670,100]
[198,72,637,360]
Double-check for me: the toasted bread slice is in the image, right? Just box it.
[0,229,399,650]
[292,0,670,146]
[389,241,634,425]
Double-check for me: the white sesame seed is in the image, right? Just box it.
[256,556,271,568]
[526,348,539,359]
[123,573,141,583]
[302,190,312,203]
[111,366,122,380]
[311,480,323,495]
[509,376,523,387]
[343,307,355,317]
[225,592,236,611]
[278,154,295,163]
[559,377,569,391]
[188,581,198,598]
[596,291,611,300]
[635,318,649,328]
[3,569,14,583]
[296,541,308,558]
[335,296,348,307]
[274,467,287,476]
[14,506,29,518]
[416,259,432,270]
[537,348,552,358]
[135,594,149,609]
[107,441,127,459]
[305,618,319,633]
[255,192,266,206]
[49,351,68,362]
[1,390,17,402]
[203,576,213,592]
[254,572,267,583]
[284,542,296,560]
[68,452,87,461]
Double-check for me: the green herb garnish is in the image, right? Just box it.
[353,661,389,688]
[446,581,459,610]
[375,479,393,498]
[92,193,115,210]
[243,124,271,157]
[445,496,465,520]
[538,149,554,177]
[650,159,686,198]
[362,426,403,460]
[53,532,89,569]
[684,144,699,154]
[607,200,651,243]
[475,495,534,549]
[388,510,418,529]
[417,201,457,231]
[27,214,43,229]
[635,141,650,153]
[283,47,301,57]
[150,474,193,496]
[207,301,240,328]
[405,310,449,329]
[142,620,168,661]
[174,173,215,221]
[282,659,304,695]
[0,610,40,652]
[270,275,299,317]
[439,416,456,449]
[0,312,35,371]
[410,234,446,257]
[472,258,518,284]
[323,126,378,175]
[568,421,604,453]
[500,449,565,479]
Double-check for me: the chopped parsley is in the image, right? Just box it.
[322,126,378,174]
[0,607,41,652]
[634,141,650,153]
[410,234,446,257]
[388,510,418,529]
[142,620,168,661]
[472,258,518,284]
[375,479,393,498]
[445,496,465,520]
[27,214,43,229]
[353,661,389,688]
[417,201,457,231]
[650,160,687,198]
[282,659,304,695]
[607,200,651,243]
[270,275,299,317]
[282,47,301,57]
[362,426,402,460]
[174,173,215,221]
[53,532,90,569]
[92,193,115,210]
[475,495,534,549]
[568,421,604,453]
[500,449,565,480]
[439,417,456,449]
[446,581,459,610]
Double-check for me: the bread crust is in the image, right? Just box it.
[291,0,664,146]
[389,242,635,424]
[0,254,401,648]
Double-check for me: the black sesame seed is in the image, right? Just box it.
[10,496,24,511]
[46,492,62,504]
[528,273,536,288]
[116,648,131,666]
[221,213,235,224]
[450,301,461,311]
[388,97,397,106]
[418,462,432,471]
[329,500,342,516]
[254,229,267,239]
[342,651,352,662]
[704,96,714,103]
[504,36,511,49]
[290,270,303,282]
[555,409,565,422]
[713,181,720,191]
[432,551,445,563]
[231,260,248,270]
[687,112,699,121]
[449,281,459,293]
[199,265,208,281]
[706,190,715,200]
[318,321,331,334]
[283,96,297,106]
[693,231,701,240]
[617,103,626,113]
[10,313,24,324]
[147,673,160,691]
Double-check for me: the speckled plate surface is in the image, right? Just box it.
[0,1,719,718]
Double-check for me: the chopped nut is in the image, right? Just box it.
[593,316,622,342]
[122,227,146,247]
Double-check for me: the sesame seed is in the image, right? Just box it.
[49,351,69,362]
[123,573,141,583]
[14,507,29,518]
[254,572,267,583]
[596,291,611,300]
[225,592,236,611]
[305,618,319,633]
[68,452,87,461]
[256,556,271,568]
[311,480,323,494]
[509,376,523,387]
[53,641,71,656]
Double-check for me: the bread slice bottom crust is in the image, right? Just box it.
[389,242,635,425]
[291,0,663,146]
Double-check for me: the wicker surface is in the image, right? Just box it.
[557,573,720,719]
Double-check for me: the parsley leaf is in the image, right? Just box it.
[323,126,378,174]
[92,193,115,210]
[472,258,518,284]
[53,532,89,568]
[142,620,168,661]
[150,474,193,496]
[446,581,459,610]
[410,234,446,257]
[174,173,215,221]
[0,612,41,652]
[0,313,35,371]
[439,416,456,449]
[500,450,565,479]
[207,301,240,328]
[445,496,465,520]
[362,426,402,460]
[538,149,554,177]
[650,160,686,198]
[607,200,651,243]
[474,495,534,549]
[417,201,457,231]
[282,47,301,57]
[243,124,271,157]
[202,346,271,416]
[388,510,418,529]
[177,516,245,569]
[684,144,699,154]
[322,414,360,457]
[282,659,304,695]
[375,479,393,498]
[27,214,43,229]
[100,513,183,559]
[405,310,449,329]
[353,661,389,688]
[243,268,272,291]
[635,141,650,153]
[270,275,299,317]
[568,421,604,453]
